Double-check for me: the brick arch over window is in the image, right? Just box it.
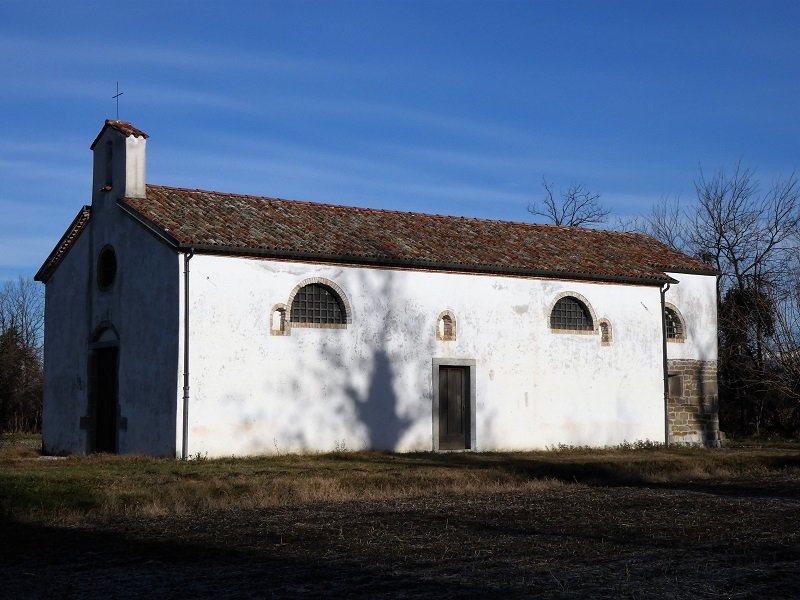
[664,303,686,342]
[286,278,352,329]
[547,292,598,334]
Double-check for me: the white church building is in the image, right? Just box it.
[36,120,719,457]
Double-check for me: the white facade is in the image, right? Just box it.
[182,255,674,455]
[38,121,719,457]
[41,123,180,456]
[664,272,718,362]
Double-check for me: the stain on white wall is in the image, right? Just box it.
[180,255,704,456]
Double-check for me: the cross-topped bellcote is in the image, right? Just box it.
[90,119,149,202]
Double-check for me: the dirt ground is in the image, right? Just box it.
[2,473,799,599]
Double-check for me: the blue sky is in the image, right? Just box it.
[1,0,798,282]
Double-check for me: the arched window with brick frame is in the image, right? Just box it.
[549,293,596,333]
[285,278,352,329]
[664,304,686,341]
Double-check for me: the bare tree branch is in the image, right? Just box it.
[690,164,800,292]
[0,277,44,433]
[616,195,687,252]
[528,178,609,227]
[621,164,800,436]
[0,277,44,352]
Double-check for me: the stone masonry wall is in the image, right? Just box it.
[667,359,720,446]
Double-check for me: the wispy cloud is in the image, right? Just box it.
[0,138,84,157]
[167,129,669,203]
[0,234,55,269]
[0,35,370,79]
[0,75,110,100]
[150,137,533,216]
[0,159,85,189]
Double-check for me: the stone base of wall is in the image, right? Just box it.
[667,359,720,447]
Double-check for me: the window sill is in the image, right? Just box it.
[550,328,597,336]
[290,322,347,330]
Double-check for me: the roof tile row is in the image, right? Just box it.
[119,184,713,284]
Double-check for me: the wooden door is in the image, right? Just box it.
[439,366,468,450]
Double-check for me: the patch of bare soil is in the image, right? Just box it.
[2,474,799,599]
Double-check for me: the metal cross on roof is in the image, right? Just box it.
[112,82,124,119]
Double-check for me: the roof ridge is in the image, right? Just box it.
[90,120,148,149]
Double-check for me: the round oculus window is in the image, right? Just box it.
[97,246,117,290]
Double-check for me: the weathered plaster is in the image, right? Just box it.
[41,225,92,455]
[662,272,719,445]
[664,272,718,361]
[182,255,673,456]
[42,127,179,456]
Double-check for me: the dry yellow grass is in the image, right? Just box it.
[2,442,799,525]
[3,440,800,598]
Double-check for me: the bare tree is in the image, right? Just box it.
[647,196,688,251]
[691,165,800,436]
[0,277,44,353]
[623,164,800,437]
[0,278,44,433]
[615,195,688,252]
[528,178,609,227]
[759,248,800,434]
[690,164,800,293]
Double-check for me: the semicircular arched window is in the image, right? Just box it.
[290,283,346,325]
[550,296,593,331]
[664,306,685,340]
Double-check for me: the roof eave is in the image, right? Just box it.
[661,266,720,277]
[33,205,92,284]
[35,206,92,283]
[174,242,673,286]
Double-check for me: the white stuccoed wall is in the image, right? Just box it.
[92,206,180,456]
[42,201,181,455]
[182,254,684,456]
[41,224,93,454]
[664,272,718,362]
[42,126,180,456]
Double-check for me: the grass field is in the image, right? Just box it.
[2,436,799,598]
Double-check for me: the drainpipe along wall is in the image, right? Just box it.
[182,248,194,459]
[660,282,671,445]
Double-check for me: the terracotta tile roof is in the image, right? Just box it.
[119,185,714,284]
[34,206,91,283]
[90,120,148,149]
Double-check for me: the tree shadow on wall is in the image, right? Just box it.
[348,348,413,451]
[332,269,420,451]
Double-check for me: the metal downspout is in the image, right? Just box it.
[181,248,194,459]
[660,282,671,446]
